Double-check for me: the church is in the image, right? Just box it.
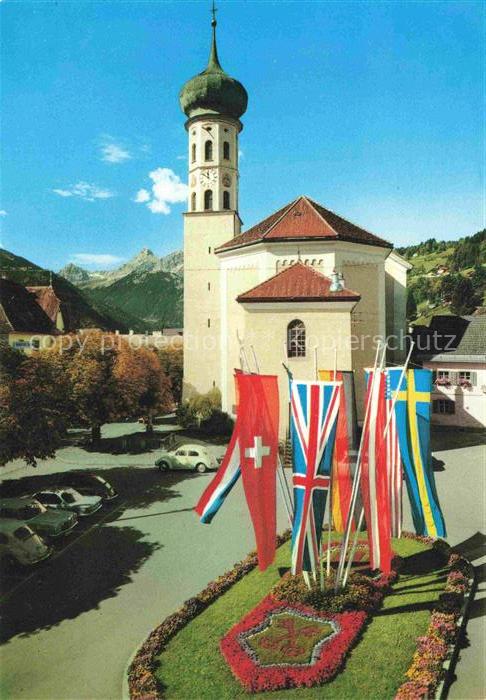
[180,12,411,434]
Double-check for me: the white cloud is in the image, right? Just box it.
[52,182,115,201]
[0,210,7,216]
[134,189,151,203]
[176,154,187,161]
[134,167,187,215]
[100,140,132,164]
[70,253,125,267]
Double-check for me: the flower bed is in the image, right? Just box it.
[128,532,473,700]
[220,597,366,692]
[220,555,401,692]
[127,531,291,700]
[394,547,475,700]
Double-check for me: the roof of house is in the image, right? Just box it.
[415,315,486,363]
[0,278,57,334]
[217,195,392,253]
[236,261,361,304]
[26,286,61,324]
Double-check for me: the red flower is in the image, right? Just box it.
[220,597,366,692]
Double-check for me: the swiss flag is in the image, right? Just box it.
[236,373,280,571]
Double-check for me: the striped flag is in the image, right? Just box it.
[318,370,354,533]
[388,368,446,538]
[361,370,392,573]
[195,427,241,524]
[290,380,340,575]
[385,371,402,538]
[195,372,280,571]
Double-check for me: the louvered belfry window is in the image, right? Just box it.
[287,319,306,358]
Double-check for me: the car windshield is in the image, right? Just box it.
[14,526,34,541]
[61,492,76,504]
[20,504,43,519]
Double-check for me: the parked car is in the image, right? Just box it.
[57,472,118,502]
[0,497,78,539]
[155,444,219,473]
[0,520,52,567]
[33,488,102,517]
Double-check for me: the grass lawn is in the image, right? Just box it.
[155,538,448,699]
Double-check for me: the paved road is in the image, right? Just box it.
[0,424,484,699]
[0,423,291,700]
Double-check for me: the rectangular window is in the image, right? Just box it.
[208,246,211,254]
[208,282,211,291]
[287,321,306,358]
[437,370,450,380]
[208,318,210,328]
[459,371,471,381]
[433,399,455,415]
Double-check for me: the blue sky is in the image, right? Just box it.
[1,0,483,272]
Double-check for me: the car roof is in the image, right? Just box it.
[0,519,35,533]
[173,444,208,451]
[0,497,40,508]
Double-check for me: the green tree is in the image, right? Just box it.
[450,277,480,315]
[0,346,69,466]
[406,289,418,319]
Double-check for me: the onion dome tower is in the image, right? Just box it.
[179,4,247,213]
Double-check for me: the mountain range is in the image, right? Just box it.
[59,248,183,331]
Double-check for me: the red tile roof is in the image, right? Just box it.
[236,262,361,304]
[27,286,61,323]
[217,195,391,252]
[0,279,57,334]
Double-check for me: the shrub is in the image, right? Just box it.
[271,567,397,614]
[176,388,233,435]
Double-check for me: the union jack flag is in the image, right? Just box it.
[290,381,341,575]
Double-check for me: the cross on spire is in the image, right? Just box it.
[211,0,217,26]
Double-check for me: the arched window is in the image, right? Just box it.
[191,192,196,211]
[191,143,196,163]
[204,140,213,161]
[204,189,213,211]
[287,320,306,358]
[223,190,230,210]
[223,141,230,160]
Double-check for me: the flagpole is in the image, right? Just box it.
[334,341,383,592]
[341,342,387,589]
[277,456,294,527]
[236,330,251,373]
[341,341,414,587]
[325,348,339,579]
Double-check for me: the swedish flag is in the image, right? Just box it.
[388,368,446,538]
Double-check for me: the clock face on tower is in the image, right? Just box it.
[199,169,218,186]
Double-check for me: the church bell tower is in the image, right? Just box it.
[180,6,248,398]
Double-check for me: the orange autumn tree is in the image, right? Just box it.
[0,346,70,466]
[114,342,173,433]
[53,332,121,442]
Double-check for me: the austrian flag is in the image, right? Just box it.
[195,372,279,571]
